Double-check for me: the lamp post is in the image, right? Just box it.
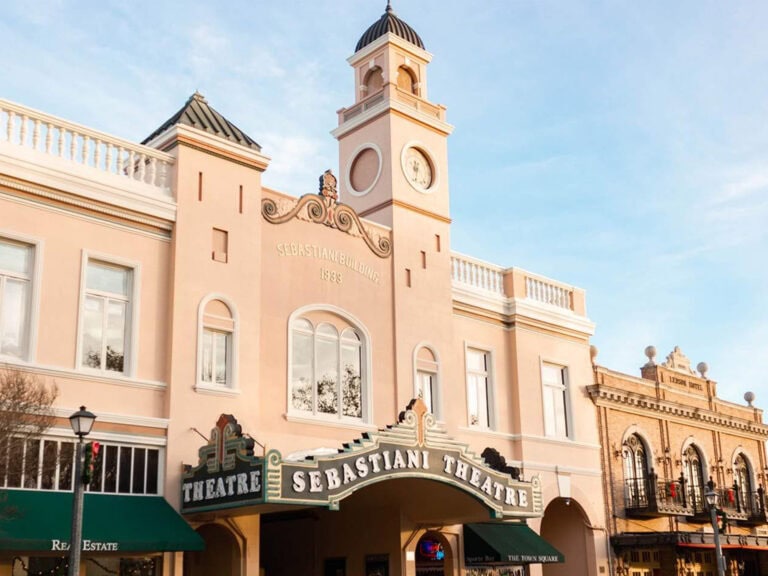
[68,406,96,576]
[705,487,726,576]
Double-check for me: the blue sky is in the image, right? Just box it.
[3,1,767,404]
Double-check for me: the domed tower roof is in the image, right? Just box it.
[355,2,425,52]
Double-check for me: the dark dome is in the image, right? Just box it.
[355,3,425,52]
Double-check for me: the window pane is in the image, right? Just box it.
[133,448,146,493]
[58,442,75,491]
[214,332,228,385]
[202,329,213,383]
[0,278,28,357]
[104,445,118,492]
[418,371,435,414]
[0,240,31,275]
[118,447,132,493]
[146,449,159,494]
[87,261,129,296]
[543,386,556,436]
[6,438,23,487]
[82,296,104,368]
[467,349,486,372]
[23,439,40,489]
[105,300,126,372]
[542,364,563,386]
[291,330,313,411]
[341,342,361,418]
[89,443,104,492]
[316,336,338,415]
[41,441,58,490]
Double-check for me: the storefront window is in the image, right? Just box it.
[0,437,161,495]
[11,556,162,576]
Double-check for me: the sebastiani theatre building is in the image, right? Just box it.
[0,3,608,576]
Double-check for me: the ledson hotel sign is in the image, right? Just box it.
[182,399,542,518]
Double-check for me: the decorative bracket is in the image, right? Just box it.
[261,169,392,258]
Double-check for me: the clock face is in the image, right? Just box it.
[404,147,433,190]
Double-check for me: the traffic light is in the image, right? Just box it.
[82,441,100,485]
[717,509,728,533]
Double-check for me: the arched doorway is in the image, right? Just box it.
[541,498,593,576]
[184,523,240,576]
[415,531,449,576]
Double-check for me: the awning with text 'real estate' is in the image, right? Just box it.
[0,490,204,553]
[464,522,564,565]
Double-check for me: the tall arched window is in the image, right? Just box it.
[197,296,238,392]
[289,310,368,422]
[733,453,753,512]
[622,434,649,507]
[682,445,705,510]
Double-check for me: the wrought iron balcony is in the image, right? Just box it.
[622,475,768,525]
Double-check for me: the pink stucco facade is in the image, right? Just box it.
[0,7,613,576]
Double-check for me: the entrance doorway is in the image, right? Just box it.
[415,532,447,576]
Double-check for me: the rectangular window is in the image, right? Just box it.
[466,348,491,429]
[202,328,229,385]
[0,438,160,495]
[81,259,132,374]
[0,238,34,360]
[542,363,569,438]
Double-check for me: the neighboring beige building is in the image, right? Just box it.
[1,4,614,576]
[590,346,768,576]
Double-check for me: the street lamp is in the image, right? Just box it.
[705,487,726,576]
[68,406,96,576]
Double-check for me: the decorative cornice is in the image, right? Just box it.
[0,150,176,223]
[262,170,392,259]
[348,32,433,66]
[0,175,173,237]
[587,384,768,437]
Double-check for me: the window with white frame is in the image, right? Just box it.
[466,348,492,429]
[80,260,132,373]
[199,298,235,388]
[289,312,366,421]
[415,346,440,418]
[0,238,34,360]
[0,436,160,495]
[542,363,569,438]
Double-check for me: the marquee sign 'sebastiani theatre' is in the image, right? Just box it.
[181,400,543,518]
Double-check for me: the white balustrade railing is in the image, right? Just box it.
[0,98,174,195]
[525,276,573,310]
[450,254,505,295]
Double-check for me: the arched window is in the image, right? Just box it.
[289,310,368,422]
[414,345,440,418]
[622,434,649,507]
[733,453,753,512]
[363,66,384,96]
[397,66,417,94]
[682,445,705,510]
[197,296,237,392]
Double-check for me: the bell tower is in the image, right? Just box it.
[333,2,454,226]
[334,3,456,416]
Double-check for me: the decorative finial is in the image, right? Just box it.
[589,345,598,365]
[318,169,338,201]
[644,345,657,366]
[696,362,708,378]
[190,91,208,103]
[386,0,393,12]
[745,391,755,407]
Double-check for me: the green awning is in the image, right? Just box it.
[464,523,564,565]
[0,490,204,552]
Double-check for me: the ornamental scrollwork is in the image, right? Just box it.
[261,169,392,259]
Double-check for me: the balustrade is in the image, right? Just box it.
[0,98,173,195]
